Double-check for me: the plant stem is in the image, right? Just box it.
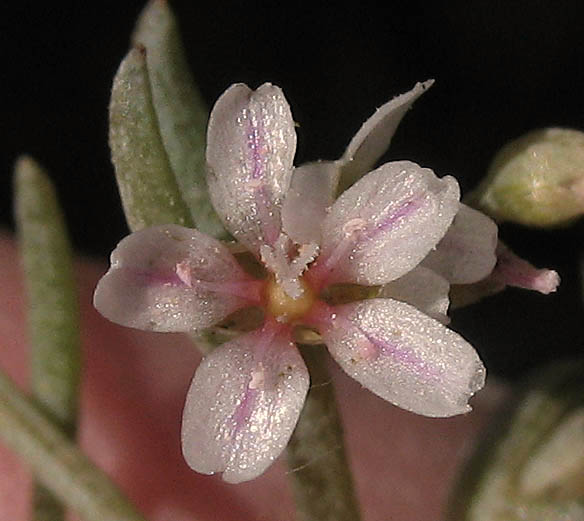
[287,345,362,521]
[0,368,149,521]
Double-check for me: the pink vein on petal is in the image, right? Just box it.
[308,302,442,382]
[231,387,258,438]
[367,198,424,238]
[246,117,279,245]
[123,267,263,303]
[229,322,284,436]
[357,326,442,381]
[308,197,424,287]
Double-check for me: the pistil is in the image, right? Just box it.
[264,275,316,323]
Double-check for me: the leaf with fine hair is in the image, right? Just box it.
[447,360,584,521]
[0,369,149,521]
[109,46,194,232]
[14,156,81,521]
[133,0,228,238]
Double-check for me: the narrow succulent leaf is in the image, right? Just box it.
[286,345,362,521]
[14,156,81,521]
[0,369,149,521]
[15,157,80,435]
[447,360,584,521]
[109,47,193,232]
[132,0,227,238]
[33,485,66,521]
[14,156,80,432]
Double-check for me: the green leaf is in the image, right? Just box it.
[109,46,194,232]
[133,0,228,239]
[447,360,584,521]
[14,156,81,521]
[14,156,80,434]
[0,369,148,521]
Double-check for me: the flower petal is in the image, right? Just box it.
[320,299,485,417]
[93,225,261,332]
[338,80,434,192]
[422,204,498,284]
[310,161,460,288]
[379,265,450,323]
[281,161,340,245]
[206,83,296,254]
[181,324,309,483]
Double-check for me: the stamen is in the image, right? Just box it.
[249,366,265,389]
[343,217,367,236]
[307,198,423,289]
[192,279,263,302]
[261,233,319,299]
[172,261,263,303]
[305,234,358,290]
[175,260,192,287]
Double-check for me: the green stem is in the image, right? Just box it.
[0,368,149,521]
[286,345,362,521]
[14,156,81,521]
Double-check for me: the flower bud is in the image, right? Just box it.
[449,241,560,308]
[469,128,584,227]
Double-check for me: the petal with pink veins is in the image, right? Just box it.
[93,225,261,332]
[206,83,296,255]
[379,265,450,324]
[338,80,434,192]
[181,324,309,483]
[311,161,460,288]
[281,161,339,245]
[320,298,485,417]
[423,204,498,284]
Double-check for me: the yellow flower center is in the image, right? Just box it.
[264,276,316,322]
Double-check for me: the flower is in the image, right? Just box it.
[94,81,495,483]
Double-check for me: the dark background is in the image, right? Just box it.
[2,1,584,378]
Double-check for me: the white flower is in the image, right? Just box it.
[94,81,495,483]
